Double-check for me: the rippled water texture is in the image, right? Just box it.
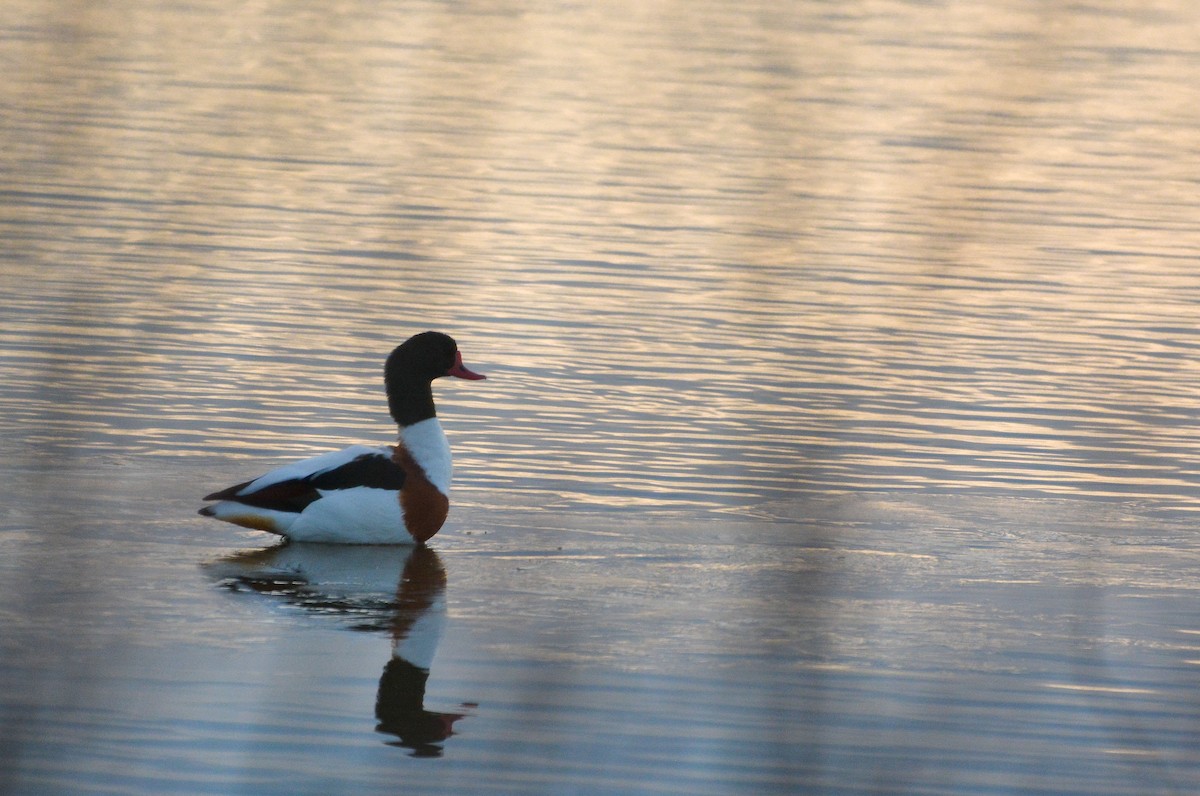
[5,0,1200,793]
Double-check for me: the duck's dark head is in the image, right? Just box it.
[385,332,485,425]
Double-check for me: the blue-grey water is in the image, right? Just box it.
[5,0,1200,793]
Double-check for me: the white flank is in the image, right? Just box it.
[288,486,412,544]
[392,593,447,670]
[398,417,452,494]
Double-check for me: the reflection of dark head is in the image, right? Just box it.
[375,658,465,757]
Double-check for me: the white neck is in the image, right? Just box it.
[399,417,452,494]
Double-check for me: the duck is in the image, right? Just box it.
[199,331,486,544]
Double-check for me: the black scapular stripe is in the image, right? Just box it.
[206,453,407,514]
[216,479,323,513]
[308,453,407,491]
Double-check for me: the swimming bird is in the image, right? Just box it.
[199,331,485,544]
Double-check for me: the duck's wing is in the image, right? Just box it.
[203,445,406,513]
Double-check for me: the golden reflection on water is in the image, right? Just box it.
[3,1,1199,510]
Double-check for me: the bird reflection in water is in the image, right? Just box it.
[373,545,470,756]
[206,543,471,757]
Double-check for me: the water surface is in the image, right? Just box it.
[4,0,1200,793]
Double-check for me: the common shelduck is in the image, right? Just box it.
[199,331,485,544]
